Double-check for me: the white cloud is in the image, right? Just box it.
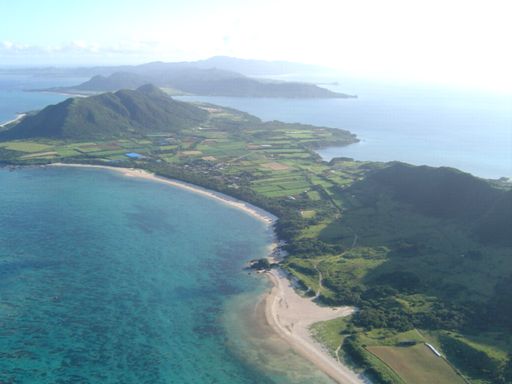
[0,39,157,56]
[2,41,33,51]
[2,41,14,49]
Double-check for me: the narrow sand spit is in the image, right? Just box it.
[0,113,26,128]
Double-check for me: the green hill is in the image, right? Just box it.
[366,163,502,219]
[314,163,512,301]
[281,162,511,383]
[476,189,512,247]
[0,84,207,140]
[357,163,511,245]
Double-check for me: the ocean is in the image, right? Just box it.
[0,167,333,383]
[0,73,87,122]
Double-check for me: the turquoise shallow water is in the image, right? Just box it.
[0,167,333,383]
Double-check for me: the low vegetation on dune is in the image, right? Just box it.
[0,90,511,384]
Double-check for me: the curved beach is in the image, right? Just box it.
[51,163,276,225]
[50,163,362,383]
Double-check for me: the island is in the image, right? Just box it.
[1,85,510,384]
[34,60,356,99]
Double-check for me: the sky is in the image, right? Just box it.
[1,0,511,92]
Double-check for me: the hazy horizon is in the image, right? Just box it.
[1,0,511,93]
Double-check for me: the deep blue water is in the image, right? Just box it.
[0,167,333,383]
[178,78,512,179]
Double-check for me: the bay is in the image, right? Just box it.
[0,72,337,383]
[0,167,333,383]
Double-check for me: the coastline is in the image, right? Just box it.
[39,90,89,98]
[50,163,276,226]
[49,162,362,383]
[264,269,364,384]
[0,113,26,128]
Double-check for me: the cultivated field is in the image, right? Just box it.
[367,344,465,384]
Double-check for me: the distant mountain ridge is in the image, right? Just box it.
[6,56,332,78]
[189,56,330,76]
[0,84,207,140]
[73,72,151,93]
[38,57,354,98]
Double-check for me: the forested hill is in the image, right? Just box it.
[360,163,512,246]
[0,84,208,140]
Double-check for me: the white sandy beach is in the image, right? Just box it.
[50,163,362,383]
[50,163,276,225]
[265,268,364,384]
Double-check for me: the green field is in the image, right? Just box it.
[0,141,53,152]
[367,344,465,384]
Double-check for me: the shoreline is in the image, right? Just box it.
[28,88,92,98]
[0,113,26,128]
[264,268,364,384]
[50,163,276,226]
[49,162,362,383]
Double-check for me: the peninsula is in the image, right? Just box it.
[1,87,510,384]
